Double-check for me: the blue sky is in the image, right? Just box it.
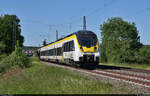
[0,0,150,46]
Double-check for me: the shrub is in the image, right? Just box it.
[0,41,30,73]
[0,56,12,73]
[135,48,150,64]
[10,41,30,68]
[0,53,7,61]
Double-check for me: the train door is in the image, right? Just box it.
[61,43,64,63]
[46,49,49,61]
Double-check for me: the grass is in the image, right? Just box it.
[100,62,150,70]
[0,57,131,94]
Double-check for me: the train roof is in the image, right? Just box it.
[40,30,96,48]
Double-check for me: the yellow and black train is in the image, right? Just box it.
[38,30,100,68]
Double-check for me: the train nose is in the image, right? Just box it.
[82,46,95,52]
[79,55,94,62]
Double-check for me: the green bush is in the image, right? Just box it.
[0,56,11,73]
[10,42,30,68]
[135,48,150,64]
[0,53,7,60]
[0,41,30,73]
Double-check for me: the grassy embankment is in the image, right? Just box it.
[0,57,132,94]
[100,62,150,70]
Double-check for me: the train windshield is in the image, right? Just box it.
[76,30,98,48]
[78,35,97,47]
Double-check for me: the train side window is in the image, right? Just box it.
[48,50,52,56]
[41,51,43,56]
[66,43,68,52]
[51,49,53,56]
[53,49,55,56]
[57,47,61,56]
[44,51,46,56]
[64,42,68,52]
[68,43,70,51]
[64,43,66,52]
[56,48,58,56]
[67,43,69,51]
[59,48,61,55]
[67,42,69,51]
[65,43,67,52]
[56,48,59,56]
[70,40,75,51]
[55,48,56,56]
[50,50,52,56]
[54,48,56,56]
[62,45,64,55]
[60,47,62,55]
[52,49,54,56]
[50,49,51,56]
[64,41,75,52]
[42,51,45,56]
[46,51,47,55]
[42,51,44,56]
[45,51,47,56]
[69,41,71,51]
[49,50,51,56]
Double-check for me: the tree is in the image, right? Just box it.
[0,41,7,60]
[100,17,142,63]
[43,39,47,46]
[0,14,24,54]
[0,41,5,54]
[135,46,150,64]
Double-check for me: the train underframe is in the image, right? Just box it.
[40,55,99,69]
[77,54,99,68]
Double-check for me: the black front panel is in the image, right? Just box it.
[96,56,99,63]
[79,55,94,63]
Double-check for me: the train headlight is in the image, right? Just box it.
[80,47,84,51]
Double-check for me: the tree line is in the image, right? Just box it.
[0,14,24,55]
[100,17,150,64]
[0,14,29,74]
[0,14,149,65]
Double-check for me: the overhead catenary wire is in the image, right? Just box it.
[87,0,118,17]
[25,0,150,46]
[23,0,117,33]
[126,8,150,17]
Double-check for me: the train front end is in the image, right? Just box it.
[75,30,100,67]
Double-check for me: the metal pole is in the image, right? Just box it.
[12,19,16,51]
[56,30,58,40]
[69,23,72,32]
[83,16,86,30]
[12,20,14,51]
[14,20,16,47]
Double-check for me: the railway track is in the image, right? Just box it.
[92,69,150,87]
[42,61,150,88]
[97,65,150,74]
